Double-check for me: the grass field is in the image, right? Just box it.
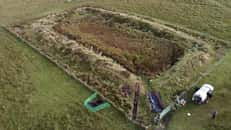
[0,0,231,130]
[0,0,86,25]
[89,0,231,41]
[0,27,141,130]
[168,50,231,130]
[2,0,231,42]
[0,0,142,130]
[9,6,216,126]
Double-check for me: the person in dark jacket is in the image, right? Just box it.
[211,110,218,119]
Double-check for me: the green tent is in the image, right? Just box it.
[84,92,110,112]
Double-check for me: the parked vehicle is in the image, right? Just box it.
[192,84,214,104]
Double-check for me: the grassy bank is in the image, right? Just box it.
[0,27,141,130]
[168,50,231,130]
[0,0,231,130]
[89,0,231,41]
[1,0,231,42]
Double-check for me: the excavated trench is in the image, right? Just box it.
[8,7,200,127]
[53,9,185,77]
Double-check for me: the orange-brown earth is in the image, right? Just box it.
[54,15,184,77]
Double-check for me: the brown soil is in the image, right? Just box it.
[9,7,212,127]
[54,16,184,76]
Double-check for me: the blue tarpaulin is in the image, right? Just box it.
[148,92,164,113]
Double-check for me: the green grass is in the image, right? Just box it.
[75,1,231,129]
[1,0,231,42]
[0,0,142,129]
[0,27,141,130]
[168,50,231,130]
[1,0,231,129]
[88,0,231,41]
[0,0,87,25]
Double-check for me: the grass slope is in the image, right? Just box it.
[1,0,231,41]
[168,51,231,130]
[88,0,231,41]
[0,0,87,25]
[0,0,142,129]
[0,27,140,130]
[0,0,231,130]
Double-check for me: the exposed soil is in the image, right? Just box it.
[8,7,207,127]
[9,10,150,126]
[54,14,184,76]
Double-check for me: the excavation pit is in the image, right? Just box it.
[9,7,209,127]
[54,9,185,76]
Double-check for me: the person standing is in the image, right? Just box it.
[211,110,218,119]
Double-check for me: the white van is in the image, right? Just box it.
[192,84,214,104]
